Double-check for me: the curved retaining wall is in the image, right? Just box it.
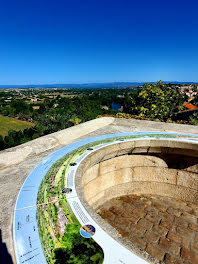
[1,117,198,264]
[13,132,150,264]
[13,134,198,264]
[78,139,198,210]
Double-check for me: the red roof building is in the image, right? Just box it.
[183,103,197,110]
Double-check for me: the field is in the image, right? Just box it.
[0,115,35,137]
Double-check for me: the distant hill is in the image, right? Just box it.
[0,82,144,89]
[0,81,197,89]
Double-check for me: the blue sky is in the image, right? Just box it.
[0,0,198,84]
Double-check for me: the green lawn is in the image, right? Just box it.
[0,115,35,137]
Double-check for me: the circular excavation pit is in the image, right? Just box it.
[76,139,198,263]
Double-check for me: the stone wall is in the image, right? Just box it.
[78,140,198,209]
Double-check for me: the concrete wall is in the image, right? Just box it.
[1,117,198,262]
[78,140,198,210]
[0,117,115,168]
[1,117,198,169]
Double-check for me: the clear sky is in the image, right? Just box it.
[0,0,198,85]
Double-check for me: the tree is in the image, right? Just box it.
[69,116,82,126]
[0,135,5,150]
[130,82,185,121]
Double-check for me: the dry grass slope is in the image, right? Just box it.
[0,114,34,137]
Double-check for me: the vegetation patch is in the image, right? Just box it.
[0,82,197,150]
[0,114,34,137]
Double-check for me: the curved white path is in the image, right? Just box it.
[13,132,198,264]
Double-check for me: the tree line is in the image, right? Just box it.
[0,93,117,150]
[0,82,197,151]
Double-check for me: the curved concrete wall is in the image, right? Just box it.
[1,116,198,262]
[78,140,198,210]
[0,117,115,168]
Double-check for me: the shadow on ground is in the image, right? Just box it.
[0,229,13,264]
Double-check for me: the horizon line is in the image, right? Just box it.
[0,80,198,87]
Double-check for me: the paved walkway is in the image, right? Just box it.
[98,194,198,264]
